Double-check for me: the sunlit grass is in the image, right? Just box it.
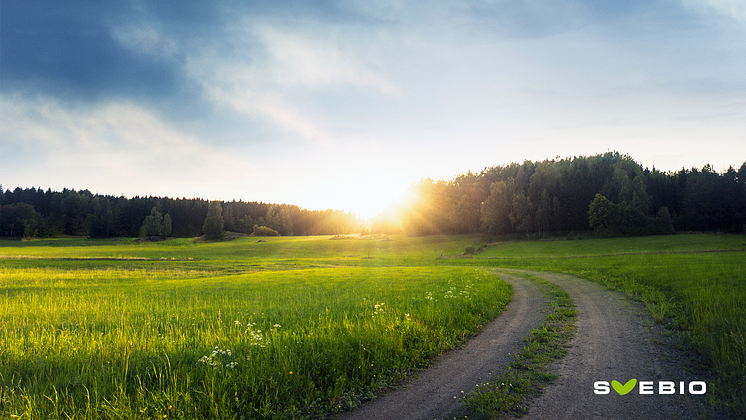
[1,233,743,418]
[0,251,511,419]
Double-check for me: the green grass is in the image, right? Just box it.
[461,273,577,419]
[1,233,744,418]
[0,236,510,419]
[460,233,746,417]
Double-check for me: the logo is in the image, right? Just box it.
[594,379,706,395]
[611,379,636,395]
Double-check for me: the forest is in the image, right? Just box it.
[372,152,746,237]
[0,188,362,238]
[2,152,745,239]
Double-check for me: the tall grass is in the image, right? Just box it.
[0,257,511,419]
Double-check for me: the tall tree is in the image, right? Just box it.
[481,179,515,235]
[140,207,172,240]
[202,201,225,240]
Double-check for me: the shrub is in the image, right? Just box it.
[251,225,280,237]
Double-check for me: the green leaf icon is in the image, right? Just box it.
[611,379,637,395]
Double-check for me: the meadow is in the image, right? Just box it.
[1,233,744,418]
[0,235,511,419]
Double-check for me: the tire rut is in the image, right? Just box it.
[340,270,708,420]
[505,270,703,420]
[339,272,544,420]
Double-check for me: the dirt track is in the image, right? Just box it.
[339,272,544,420]
[340,270,709,420]
[512,270,703,420]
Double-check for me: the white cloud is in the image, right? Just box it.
[254,24,398,93]
[184,19,398,144]
[0,94,247,198]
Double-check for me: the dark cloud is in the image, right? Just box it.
[0,1,185,101]
[0,0,390,107]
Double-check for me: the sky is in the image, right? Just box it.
[1,0,745,219]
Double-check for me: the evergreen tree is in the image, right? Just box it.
[588,193,616,234]
[140,207,172,240]
[203,201,225,240]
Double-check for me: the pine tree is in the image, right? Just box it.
[203,201,224,240]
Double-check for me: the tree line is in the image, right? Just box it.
[3,152,744,240]
[0,187,363,239]
[372,152,746,237]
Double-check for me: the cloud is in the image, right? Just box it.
[254,24,398,93]
[112,24,179,60]
[0,94,246,196]
[184,19,399,143]
[681,0,746,21]
[0,1,183,101]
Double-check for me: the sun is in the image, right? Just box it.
[312,177,411,221]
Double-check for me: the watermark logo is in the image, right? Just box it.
[611,379,636,395]
[594,379,706,395]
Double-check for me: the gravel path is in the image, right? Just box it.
[339,270,709,420]
[338,272,544,420]
[513,270,704,420]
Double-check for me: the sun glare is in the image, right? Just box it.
[334,181,410,221]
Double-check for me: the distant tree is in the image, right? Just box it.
[481,179,514,235]
[509,191,533,235]
[265,205,294,236]
[652,207,675,235]
[202,201,225,240]
[534,189,552,236]
[588,193,616,234]
[162,213,172,239]
[140,207,172,240]
[0,203,44,237]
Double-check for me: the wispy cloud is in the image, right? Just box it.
[0,94,245,196]
[112,24,179,60]
[681,0,746,21]
[184,19,398,144]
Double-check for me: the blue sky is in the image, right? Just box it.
[2,0,745,218]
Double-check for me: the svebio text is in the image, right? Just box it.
[594,381,707,395]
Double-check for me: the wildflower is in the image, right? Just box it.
[234,320,241,326]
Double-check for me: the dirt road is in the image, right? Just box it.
[340,270,708,420]
[511,270,702,420]
[339,272,544,420]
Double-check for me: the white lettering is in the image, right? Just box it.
[689,381,707,395]
[659,381,675,394]
[594,381,610,395]
[639,381,654,394]
[595,380,707,395]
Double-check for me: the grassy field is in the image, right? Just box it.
[1,233,744,418]
[0,235,510,419]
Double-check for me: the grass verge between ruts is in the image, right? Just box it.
[460,272,577,419]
